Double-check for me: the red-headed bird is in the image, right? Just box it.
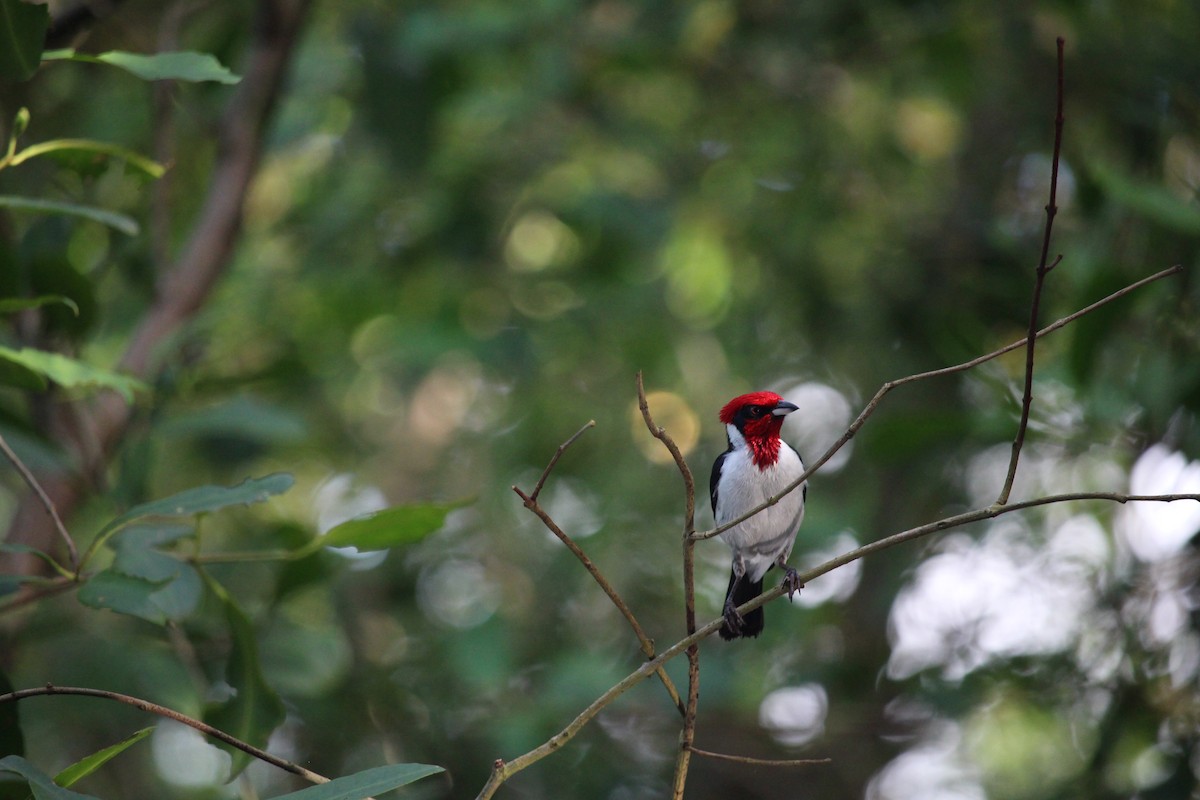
[710,391,806,639]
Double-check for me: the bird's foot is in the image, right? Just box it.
[780,565,804,601]
[722,598,746,635]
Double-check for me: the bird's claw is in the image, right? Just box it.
[722,601,746,635]
[781,566,804,601]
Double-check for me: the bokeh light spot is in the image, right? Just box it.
[659,221,732,328]
[758,683,828,746]
[408,357,484,448]
[504,210,580,272]
[152,720,230,787]
[418,559,501,629]
[894,97,962,162]
[631,391,699,463]
[779,381,855,473]
[1123,443,1200,561]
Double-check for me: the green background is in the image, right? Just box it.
[2,1,1200,798]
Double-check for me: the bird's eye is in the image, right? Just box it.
[746,406,765,418]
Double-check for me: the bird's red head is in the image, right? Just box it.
[719,391,798,468]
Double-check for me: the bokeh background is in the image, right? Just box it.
[3,1,1200,798]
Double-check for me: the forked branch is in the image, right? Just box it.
[0,431,77,572]
[512,420,686,716]
[634,373,701,799]
[997,35,1067,505]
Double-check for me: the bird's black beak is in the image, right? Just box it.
[772,400,799,416]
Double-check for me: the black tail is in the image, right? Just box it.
[719,571,765,640]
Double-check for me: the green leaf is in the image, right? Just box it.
[0,543,65,593]
[303,499,469,556]
[0,295,79,316]
[77,569,170,624]
[203,576,286,777]
[7,137,166,178]
[42,49,241,84]
[0,345,147,401]
[54,728,153,787]
[0,0,48,81]
[0,756,100,800]
[106,473,295,532]
[0,665,24,757]
[111,523,194,549]
[0,542,54,561]
[0,196,140,236]
[269,763,445,800]
[161,395,308,444]
[0,542,67,576]
[81,474,294,570]
[110,526,202,621]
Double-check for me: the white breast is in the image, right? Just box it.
[716,430,806,583]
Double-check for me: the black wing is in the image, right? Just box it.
[709,448,730,515]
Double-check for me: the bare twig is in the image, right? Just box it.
[692,263,1184,542]
[0,575,75,614]
[475,607,721,800]
[513,486,685,716]
[731,491,1200,623]
[688,747,832,767]
[513,419,685,716]
[529,420,595,502]
[0,431,77,571]
[0,684,331,786]
[997,36,1066,506]
[634,373,700,799]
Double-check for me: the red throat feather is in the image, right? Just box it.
[719,391,788,470]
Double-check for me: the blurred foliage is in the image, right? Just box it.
[1,1,1200,799]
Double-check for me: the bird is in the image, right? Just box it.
[710,391,807,640]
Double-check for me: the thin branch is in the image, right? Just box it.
[731,491,1200,623]
[0,575,76,615]
[635,373,698,513]
[997,36,1066,506]
[692,263,1184,541]
[514,418,685,716]
[687,747,832,768]
[514,484,686,716]
[474,489,1200,799]
[634,373,700,800]
[0,684,332,786]
[189,550,298,564]
[0,431,77,571]
[530,420,595,502]
[475,610,723,800]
